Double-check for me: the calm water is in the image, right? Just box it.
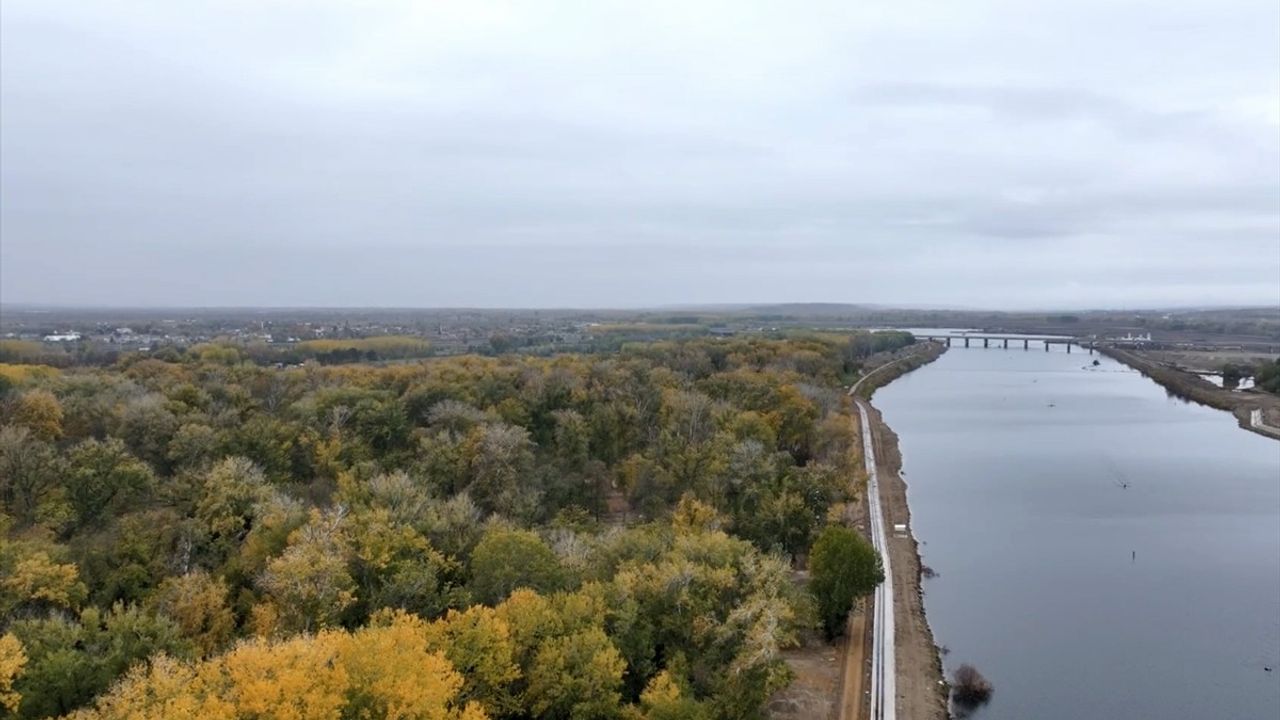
[875,343,1280,720]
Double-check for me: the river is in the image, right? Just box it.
[874,339,1280,719]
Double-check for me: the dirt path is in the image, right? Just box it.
[836,433,873,720]
[839,600,869,720]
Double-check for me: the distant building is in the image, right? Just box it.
[43,332,81,342]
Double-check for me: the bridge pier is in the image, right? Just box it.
[1044,341,1049,351]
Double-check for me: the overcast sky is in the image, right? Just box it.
[2,0,1278,309]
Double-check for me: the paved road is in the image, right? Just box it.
[856,396,896,720]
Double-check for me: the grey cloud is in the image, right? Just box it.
[1,0,1277,309]
[852,84,1182,132]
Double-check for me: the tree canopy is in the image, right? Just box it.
[808,525,885,639]
[0,333,898,717]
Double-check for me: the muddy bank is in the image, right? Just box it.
[859,341,950,719]
[863,402,949,719]
[1100,346,1280,440]
[771,341,948,720]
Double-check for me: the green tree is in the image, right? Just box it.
[78,508,185,605]
[1256,358,1280,394]
[225,415,305,483]
[63,439,153,528]
[117,394,179,470]
[416,430,469,497]
[166,422,220,470]
[193,457,272,566]
[346,508,464,620]
[351,396,411,456]
[468,528,564,605]
[0,427,62,525]
[7,604,189,719]
[808,525,883,638]
[524,627,626,719]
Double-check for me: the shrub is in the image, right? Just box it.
[951,663,993,708]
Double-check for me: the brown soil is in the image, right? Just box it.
[768,626,844,720]
[840,601,870,720]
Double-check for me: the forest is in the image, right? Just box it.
[0,332,910,719]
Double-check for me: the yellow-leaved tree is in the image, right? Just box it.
[149,571,236,658]
[13,389,64,442]
[0,633,27,715]
[64,614,487,720]
[0,533,87,617]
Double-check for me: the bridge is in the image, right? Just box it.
[915,335,1094,352]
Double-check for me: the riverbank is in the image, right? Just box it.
[1099,346,1280,440]
[853,341,949,720]
[861,402,949,719]
[769,340,947,720]
[852,341,948,398]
